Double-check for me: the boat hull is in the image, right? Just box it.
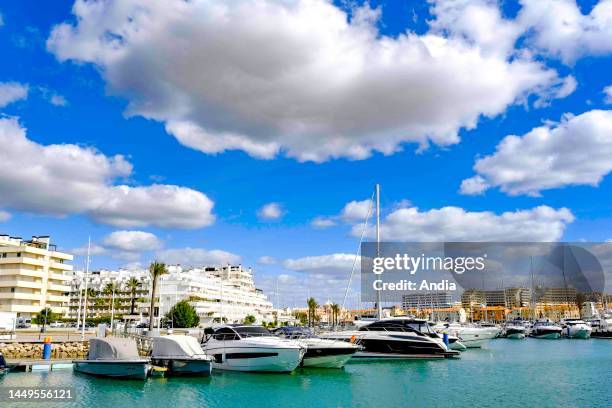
[73,360,150,379]
[151,358,212,376]
[298,339,358,368]
[302,352,354,368]
[207,347,304,372]
[504,327,526,339]
[353,351,444,360]
[591,330,612,338]
[322,331,457,358]
[566,326,592,339]
[442,327,497,348]
[531,331,561,339]
[447,340,467,351]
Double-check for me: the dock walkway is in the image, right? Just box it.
[6,359,74,372]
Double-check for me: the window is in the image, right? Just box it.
[16,252,21,257]
[234,326,271,337]
[214,327,238,341]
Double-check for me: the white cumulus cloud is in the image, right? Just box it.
[284,253,358,277]
[257,256,277,265]
[74,230,162,261]
[155,247,241,267]
[0,210,11,222]
[0,82,28,108]
[604,85,612,104]
[518,0,612,64]
[356,205,574,242]
[50,94,68,106]
[257,202,284,220]
[101,230,162,252]
[47,0,561,162]
[0,117,215,228]
[461,110,612,196]
[310,217,337,229]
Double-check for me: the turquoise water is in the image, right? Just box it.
[1,339,610,408]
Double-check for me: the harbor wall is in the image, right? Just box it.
[0,341,88,359]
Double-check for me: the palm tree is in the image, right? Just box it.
[148,261,168,330]
[102,282,117,315]
[85,288,97,299]
[330,303,340,326]
[307,297,318,327]
[126,278,140,315]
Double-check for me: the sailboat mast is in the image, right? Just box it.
[81,236,91,341]
[376,183,382,320]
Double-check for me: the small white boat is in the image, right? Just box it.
[504,321,527,339]
[530,319,562,339]
[151,335,213,376]
[201,325,305,372]
[274,326,358,368]
[73,337,150,379]
[561,319,592,339]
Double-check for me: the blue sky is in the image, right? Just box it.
[1,0,611,307]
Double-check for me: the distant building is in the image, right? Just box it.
[0,235,73,318]
[535,286,577,306]
[402,292,452,310]
[461,288,531,309]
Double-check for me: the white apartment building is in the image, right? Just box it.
[66,268,151,319]
[0,235,73,318]
[158,265,279,324]
[67,264,289,325]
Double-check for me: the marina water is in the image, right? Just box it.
[2,339,610,408]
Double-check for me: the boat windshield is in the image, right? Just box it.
[275,327,313,339]
[360,320,432,334]
[234,326,273,337]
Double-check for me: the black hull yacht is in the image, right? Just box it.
[321,318,459,359]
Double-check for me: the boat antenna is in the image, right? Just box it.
[340,189,375,313]
[375,183,382,320]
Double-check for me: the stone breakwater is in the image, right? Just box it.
[0,342,89,359]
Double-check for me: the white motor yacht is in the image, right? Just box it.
[274,326,358,368]
[503,321,527,339]
[587,316,612,338]
[151,335,213,376]
[73,337,150,379]
[561,319,592,339]
[320,318,459,359]
[201,325,305,372]
[530,319,563,339]
[432,323,497,348]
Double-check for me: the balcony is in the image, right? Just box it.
[0,292,41,300]
[20,257,47,267]
[0,280,43,289]
[47,283,71,292]
[0,269,45,278]
[50,261,73,271]
[50,251,73,261]
[46,294,69,303]
[49,273,70,281]
[0,304,41,313]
